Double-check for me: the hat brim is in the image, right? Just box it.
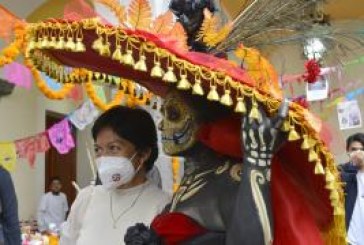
[11,18,346,243]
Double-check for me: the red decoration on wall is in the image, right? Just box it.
[303,59,321,84]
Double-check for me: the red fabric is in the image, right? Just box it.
[196,115,333,244]
[151,213,207,245]
[197,116,242,159]
[276,142,333,229]
[271,157,326,245]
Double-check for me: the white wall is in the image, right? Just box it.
[0,0,93,221]
[0,0,43,221]
[0,83,82,220]
[0,86,38,221]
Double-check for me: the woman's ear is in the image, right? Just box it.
[137,148,152,168]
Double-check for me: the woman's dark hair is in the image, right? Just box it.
[92,106,158,172]
[346,133,364,150]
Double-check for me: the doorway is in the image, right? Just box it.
[45,111,77,206]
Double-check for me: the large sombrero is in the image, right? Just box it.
[0,1,345,244]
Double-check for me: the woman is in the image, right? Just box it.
[60,106,171,245]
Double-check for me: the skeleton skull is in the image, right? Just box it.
[159,90,200,156]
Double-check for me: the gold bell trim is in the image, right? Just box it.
[207,85,220,101]
[101,73,107,81]
[94,72,101,80]
[220,90,233,106]
[192,79,204,96]
[28,38,36,51]
[75,38,86,52]
[235,97,247,114]
[308,138,317,148]
[49,37,57,48]
[134,55,147,72]
[151,62,164,77]
[325,181,336,190]
[56,37,65,49]
[113,77,121,85]
[177,75,191,90]
[301,135,310,150]
[314,160,325,175]
[123,50,135,66]
[281,120,290,132]
[288,125,300,141]
[163,67,177,83]
[36,37,43,49]
[41,37,50,48]
[325,169,335,182]
[331,198,340,208]
[249,102,261,121]
[308,149,318,162]
[112,45,123,61]
[65,37,76,51]
[100,43,111,57]
[333,206,345,216]
[330,190,339,202]
[92,36,103,51]
[25,48,32,59]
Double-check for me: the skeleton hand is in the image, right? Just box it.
[226,99,289,245]
[241,99,290,179]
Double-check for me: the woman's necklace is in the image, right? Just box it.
[109,184,147,229]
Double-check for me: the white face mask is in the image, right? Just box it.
[96,153,139,190]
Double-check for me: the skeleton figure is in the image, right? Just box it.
[169,0,217,51]
[227,99,289,245]
[155,89,289,244]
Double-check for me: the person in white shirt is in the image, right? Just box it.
[60,106,171,245]
[37,177,69,233]
[340,133,364,245]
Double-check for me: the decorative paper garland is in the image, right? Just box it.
[84,77,125,111]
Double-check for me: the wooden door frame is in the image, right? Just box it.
[45,110,77,204]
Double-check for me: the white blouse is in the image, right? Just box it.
[348,171,364,245]
[60,181,171,245]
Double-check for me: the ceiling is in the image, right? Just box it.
[325,0,364,20]
[220,0,364,21]
[3,0,363,21]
